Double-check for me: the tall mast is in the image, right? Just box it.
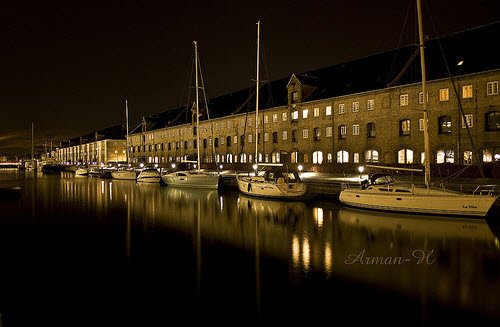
[31,122,34,161]
[125,99,129,164]
[255,20,260,164]
[194,41,200,173]
[417,0,431,188]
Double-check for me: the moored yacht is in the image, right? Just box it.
[137,167,161,183]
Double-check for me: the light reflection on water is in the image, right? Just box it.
[1,170,500,325]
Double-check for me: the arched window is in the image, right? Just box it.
[291,151,298,163]
[463,151,473,165]
[272,132,278,143]
[226,153,233,163]
[438,116,452,134]
[398,149,414,164]
[365,149,379,163]
[367,122,376,138]
[437,149,454,163]
[337,150,349,163]
[485,111,500,131]
[400,119,411,136]
[313,151,323,164]
[240,153,247,163]
[483,149,492,162]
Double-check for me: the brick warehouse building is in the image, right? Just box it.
[58,23,500,175]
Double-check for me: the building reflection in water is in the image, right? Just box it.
[17,173,500,322]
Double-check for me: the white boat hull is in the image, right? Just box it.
[111,170,137,180]
[339,186,497,217]
[236,175,307,199]
[75,168,88,176]
[162,172,219,189]
[137,170,161,183]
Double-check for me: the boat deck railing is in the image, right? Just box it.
[473,184,500,196]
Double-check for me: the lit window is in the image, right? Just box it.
[352,102,359,112]
[337,150,349,163]
[353,152,359,163]
[398,149,414,164]
[461,114,473,128]
[437,150,454,163]
[313,151,323,164]
[272,113,278,122]
[462,85,473,99]
[292,110,299,121]
[367,99,374,111]
[365,149,379,163]
[282,112,288,121]
[419,118,425,131]
[302,109,309,119]
[302,129,309,139]
[264,133,269,142]
[352,124,360,135]
[339,104,345,114]
[325,105,332,116]
[248,134,252,143]
[400,119,411,136]
[400,94,409,106]
[439,88,449,101]
[463,151,473,165]
[264,115,269,124]
[282,131,288,140]
[313,107,320,117]
[418,91,428,104]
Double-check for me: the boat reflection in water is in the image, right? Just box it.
[335,206,500,320]
[5,171,500,325]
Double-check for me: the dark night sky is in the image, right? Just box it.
[1,0,499,157]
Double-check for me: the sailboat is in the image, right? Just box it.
[111,100,137,180]
[236,21,307,200]
[338,0,498,217]
[161,41,219,189]
[26,122,37,171]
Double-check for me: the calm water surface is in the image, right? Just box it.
[1,169,499,326]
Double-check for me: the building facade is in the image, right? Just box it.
[127,70,500,170]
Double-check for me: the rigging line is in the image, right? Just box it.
[386,0,415,86]
[196,47,218,169]
[260,31,273,109]
[425,2,486,181]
